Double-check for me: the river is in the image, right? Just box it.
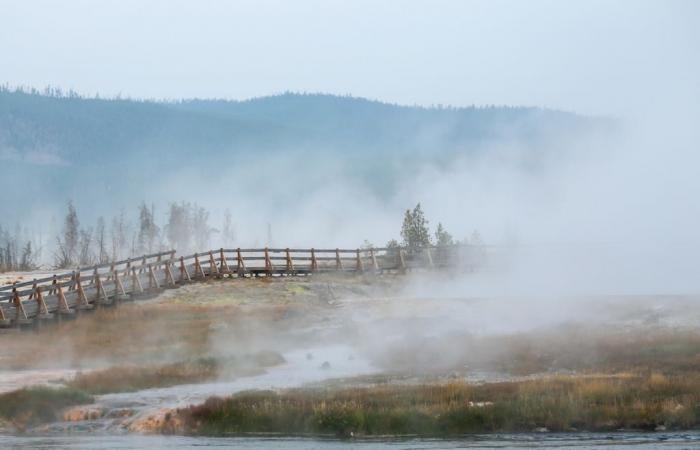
[2,433,700,449]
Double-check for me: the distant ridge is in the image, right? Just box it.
[0,88,607,219]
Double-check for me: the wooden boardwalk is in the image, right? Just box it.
[0,245,476,328]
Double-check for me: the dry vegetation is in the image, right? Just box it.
[0,277,326,370]
[374,328,700,376]
[0,387,93,429]
[66,352,285,394]
[167,373,700,436]
[1,275,699,437]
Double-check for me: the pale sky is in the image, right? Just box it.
[1,0,698,115]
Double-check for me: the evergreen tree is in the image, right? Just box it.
[78,227,94,266]
[137,203,160,253]
[55,201,80,268]
[435,222,454,246]
[400,203,431,248]
[469,230,483,246]
[166,202,192,253]
[192,205,212,251]
[95,217,109,264]
[63,201,79,262]
[19,241,36,271]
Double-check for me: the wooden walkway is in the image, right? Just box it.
[0,245,474,328]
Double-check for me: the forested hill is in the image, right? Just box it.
[0,89,607,219]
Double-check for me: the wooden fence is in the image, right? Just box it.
[0,245,479,328]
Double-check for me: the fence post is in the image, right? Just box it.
[179,256,191,283]
[285,248,294,275]
[398,249,407,274]
[55,276,71,314]
[310,248,318,272]
[194,254,204,279]
[208,251,220,278]
[219,248,231,277]
[75,271,90,308]
[34,283,50,318]
[335,249,343,271]
[0,294,6,323]
[236,248,246,277]
[13,285,27,326]
[164,258,176,287]
[148,264,160,290]
[114,263,126,297]
[94,268,109,306]
[425,247,435,268]
[264,247,273,276]
[132,267,144,293]
[370,248,379,271]
[356,249,364,273]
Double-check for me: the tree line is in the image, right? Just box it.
[51,201,235,270]
[384,203,482,250]
[0,225,41,272]
[1,201,480,273]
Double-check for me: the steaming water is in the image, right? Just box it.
[10,344,698,448]
[36,344,377,434]
[2,433,699,449]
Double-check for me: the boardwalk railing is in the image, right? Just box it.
[0,245,483,328]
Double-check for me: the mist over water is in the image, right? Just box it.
[1,2,699,447]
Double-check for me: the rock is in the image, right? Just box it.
[533,427,549,433]
[655,424,667,431]
[62,406,105,422]
[320,361,331,370]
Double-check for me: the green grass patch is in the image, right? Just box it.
[171,374,700,437]
[0,387,93,427]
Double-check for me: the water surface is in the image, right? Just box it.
[2,433,699,449]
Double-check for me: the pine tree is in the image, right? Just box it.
[192,205,212,251]
[110,209,129,261]
[400,203,431,249]
[137,203,160,253]
[435,222,454,246]
[55,201,80,268]
[64,201,79,263]
[20,241,35,271]
[95,217,109,264]
[166,202,192,253]
[469,230,483,246]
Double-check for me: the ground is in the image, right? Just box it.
[0,273,699,435]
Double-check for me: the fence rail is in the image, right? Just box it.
[0,245,483,328]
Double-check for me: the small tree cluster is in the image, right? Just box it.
[391,203,456,249]
[51,201,219,269]
[165,202,216,255]
[0,225,40,272]
[386,203,472,249]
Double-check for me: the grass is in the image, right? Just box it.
[376,328,700,376]
[67,358,221,394]
[67,352,286,394]
[169,373,700,436]
[0,292,305,370]
[0,387,93,428]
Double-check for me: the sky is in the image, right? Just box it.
[1,0,698,116]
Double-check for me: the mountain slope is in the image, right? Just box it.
[0,89,607,221]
